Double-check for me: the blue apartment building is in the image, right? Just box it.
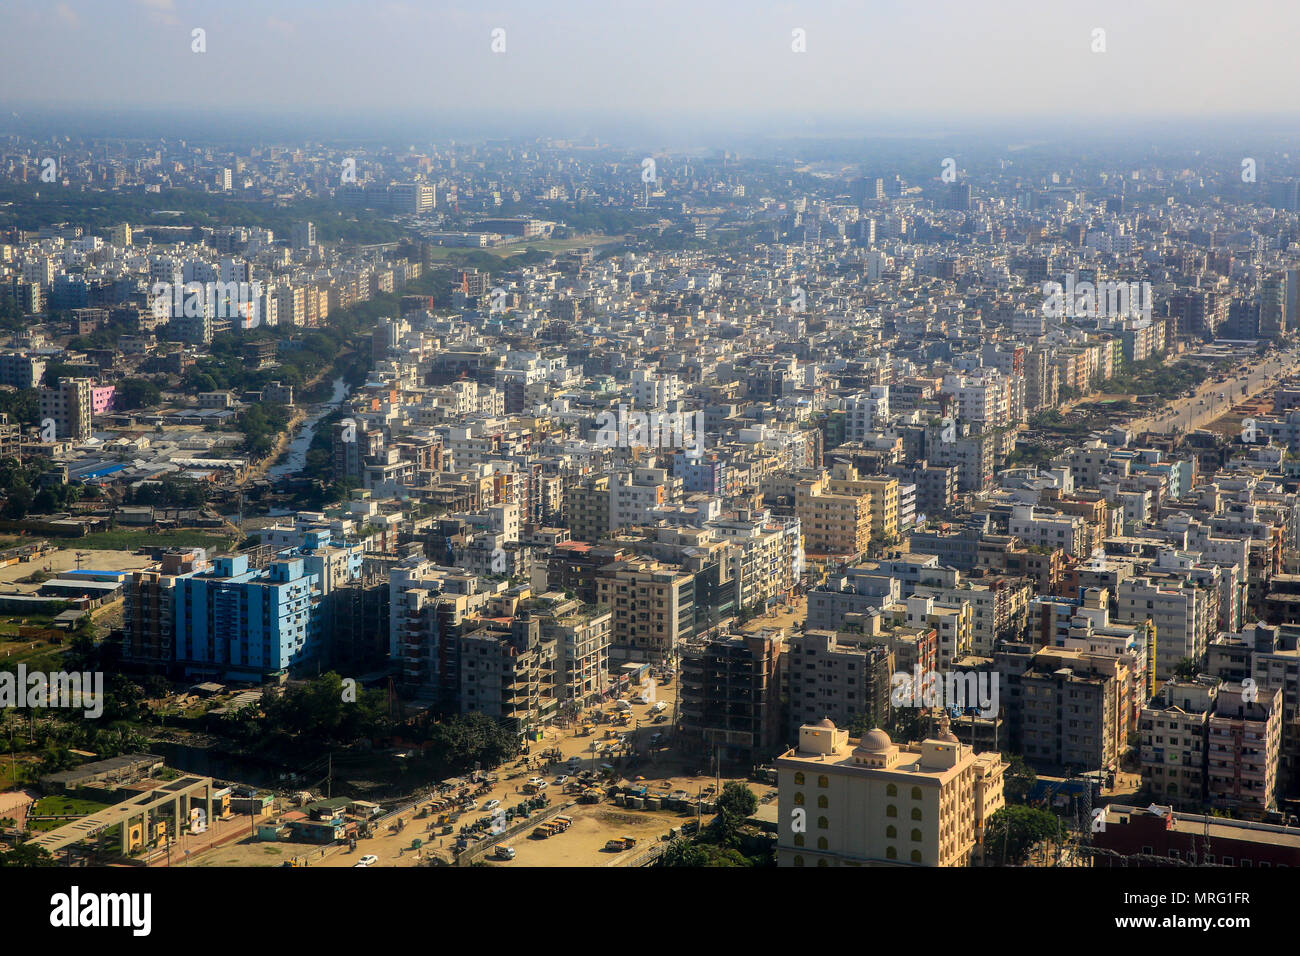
[174,555,321,681]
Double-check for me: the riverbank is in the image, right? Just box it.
[239,406,307,486]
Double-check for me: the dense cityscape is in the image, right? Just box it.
[2,0,1296,938]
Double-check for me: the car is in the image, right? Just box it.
[494,845,516,861]
[464,799,478,811]
[652,714,668,724]
[357,855,378,866]
[528,777,547,788]
[483,799,500,812]
[554,775,569,785]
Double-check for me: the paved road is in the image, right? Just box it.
[1128,346,1300,435]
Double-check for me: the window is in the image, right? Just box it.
[886,825,897,838]
[886,804,898,818]
[794,792,805,806]
[886,846,897,859]
[794,772,804,785]
[817,837,828,850]
[793,855,804,867]
[817,795,828,809]
[793,834,804,847]
[911,828,922,842]
[886,784,898,797]
[817,816,828,830]
[911,808,923,820]
[911,787,922,800]
[911,850,922,863]
[818,775,829,788]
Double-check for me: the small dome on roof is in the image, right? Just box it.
[813,717,836,730]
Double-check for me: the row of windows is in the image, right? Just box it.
[792,827,923,848]
[791,773,924,802]
[791,849,923,865]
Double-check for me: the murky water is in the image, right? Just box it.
[267,377,351,479]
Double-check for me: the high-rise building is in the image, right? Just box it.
[174,555,320,680]
[596,557,695,664]
[1208,682,1282,816]
[1258,273,1289,339]
[291,221,317,250]
[39,376,94,442]
[679,632,785,765]
[785,630,893,742]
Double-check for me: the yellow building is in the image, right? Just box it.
[796,474,872,559]
[827,465,900,543]
[775,718,1005,867]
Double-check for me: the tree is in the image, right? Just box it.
[1174,657,1199,682]
[711,781,758,842]
[0,843,55,867]
[115,379,162,411]
[984,805,1065,865]
[660,838,752,867]
[425,713,518,774]
[1003,754,1037,804]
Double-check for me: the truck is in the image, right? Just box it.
[604,836,638,852]
[532,816,571,839]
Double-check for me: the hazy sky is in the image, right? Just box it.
[2,0,1297,126]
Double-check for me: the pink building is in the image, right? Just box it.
[91,384,115,415]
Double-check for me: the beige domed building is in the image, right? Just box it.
[774,716,1005,867]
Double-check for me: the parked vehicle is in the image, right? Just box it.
[483,799,500,812]
[494,845,516,861]
[604,836,638,852]
[358,855,378,866]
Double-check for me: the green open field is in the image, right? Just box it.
[71,530,237,552]
[0,628,68,672]
[28,795,111,830]
[0,754,38,791]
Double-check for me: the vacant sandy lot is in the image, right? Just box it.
[487,804,686,867]
[0,547,153,593]
[190,835,328,867]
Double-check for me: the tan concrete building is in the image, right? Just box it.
[826,464,899,544]
[1139,676,1217,809]
[775,717,1005,867]
[563,473,612,543]
[1208,682,1282,817]
[596,557,695,663]
[795,473,872,559]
